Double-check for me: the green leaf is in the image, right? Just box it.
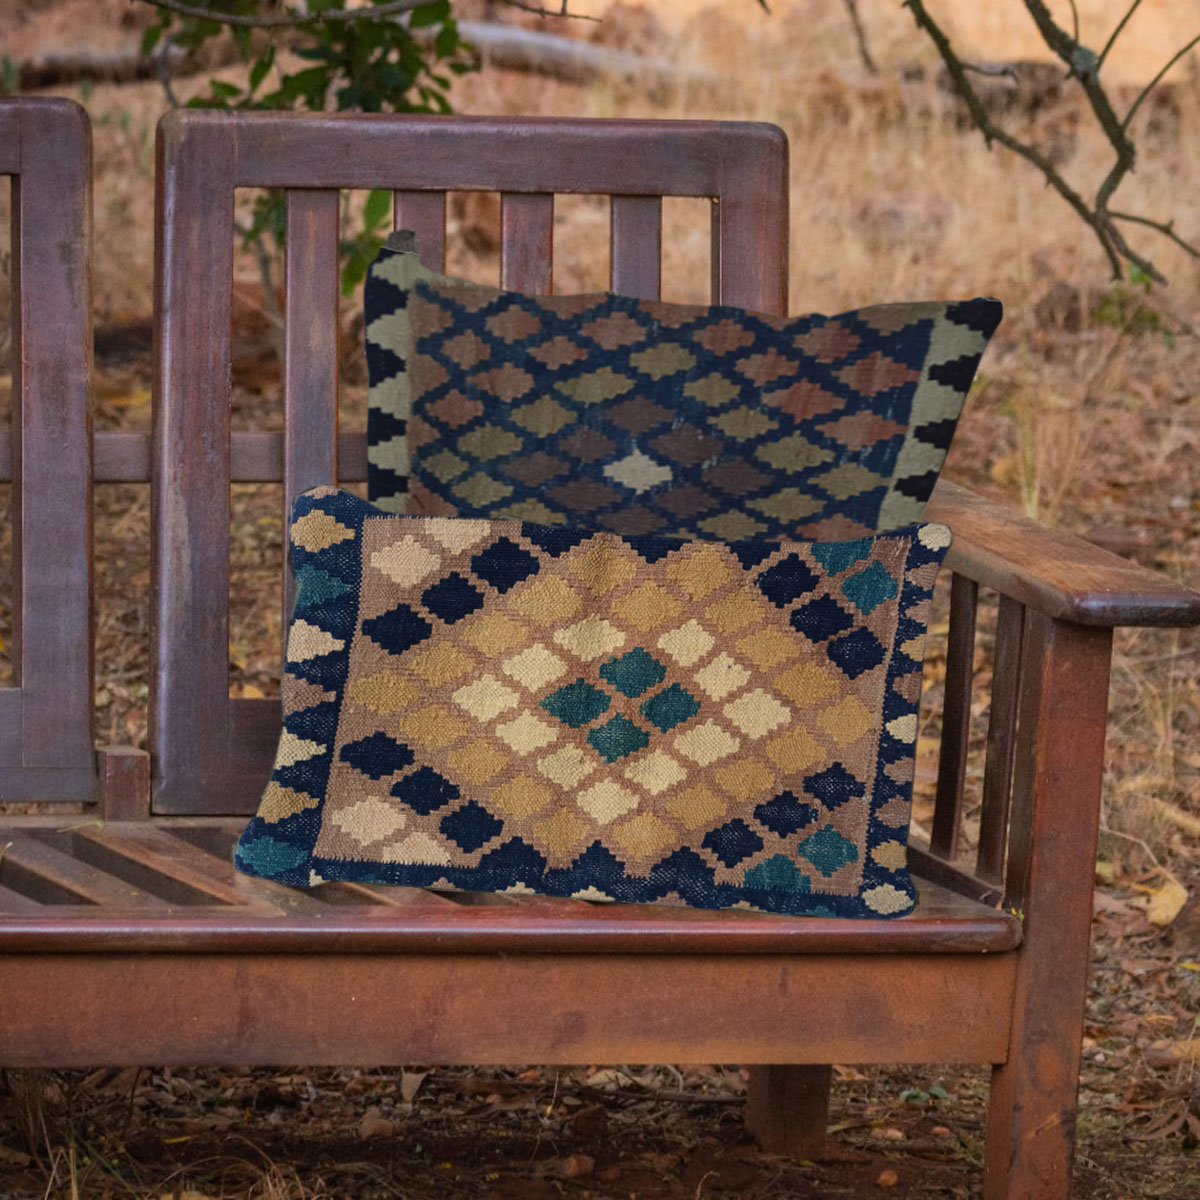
[140,22,164,56]
[362,188,392,233]
[248,45,275,93]
[209,79,244,102]
[410,0,451,30]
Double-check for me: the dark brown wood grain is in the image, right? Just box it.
[930,480,1200,627]
[984,616,1112,1199]
[500,192,553,293]
[931,574,978,860]
[0,98,96,803]
[745,1065,832,1156]
[0,952,1016,1068]
[610,194,662,299]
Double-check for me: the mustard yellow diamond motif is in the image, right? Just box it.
[490,773,553,819]
[716,760,775,802]
[291,509,356,554]
[818,695,875,744]
[537,745,596,790]
[408,643,476,687]
[666,785,727,830]
[566,540,638,596]
[872,840,908,870]
[666,544,730,600]
[766,727,823,772]
[723,688,792,739]
[446,739,510,784]
[613,581,682,632]
[772,661,839,707]
[257,782,320,824]
[577,779,640,824]
[657,619,715,668]
[693,652,750,701]
[623,750,686,796]
[396,704,468,749]
[494,711,559,754]
[736,627,801,670]
[461,612,529,657]
[501,643,568,691]
[346,671,418,715]
[612,811,676,860]
[370,536,441,588]
[508,575,582,626]
[674,721,739,767]
[704,589,767,634]
[534,809,589,858]
[453,675,521,722]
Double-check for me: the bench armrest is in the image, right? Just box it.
[926,480,1200,628]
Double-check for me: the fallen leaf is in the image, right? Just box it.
[876,1168,900,1188]
[359,1106,394,1139]
[401,1070,428,1104]
[1146,877,1188,927]
[559,1153,595,1178]
[0,1146,31,1167]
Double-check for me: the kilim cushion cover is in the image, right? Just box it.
[365,240,1001,539]
[235,486,951,918]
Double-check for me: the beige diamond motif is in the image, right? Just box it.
[657,619,715,668]
[370,536,441,587]
[331,797,408,846]
[603,448,673,494]
[422,517,491,553]
[537,746,596,790]
[623,750,686,796]
[287,619,344,663]
[494,711,559,755]
[452,675,521,722]
[723,689,791,739]
[577,779,640,824]
[501,643,568,691]
[553,615,626,661]
[693,652,750,701]
[674,720,739,766]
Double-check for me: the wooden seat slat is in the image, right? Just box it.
[0,836,170,909]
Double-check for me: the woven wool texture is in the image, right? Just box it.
[364,242,1001,539]
[235,488,950,917]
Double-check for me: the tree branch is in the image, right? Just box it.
[841,0,877,75]
[903,0,1200,283]
[142,0,578,28]
[1098,0,1143,70]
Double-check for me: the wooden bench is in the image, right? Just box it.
[2,97,1198,1199]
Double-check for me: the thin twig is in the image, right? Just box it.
[841,0,877,75]
[1122,32,1200,132]
[1110,210,1200,259]
[1099,0,1145,70]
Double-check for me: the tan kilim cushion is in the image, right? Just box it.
[364,239,1001,540]
[236,487,951,917]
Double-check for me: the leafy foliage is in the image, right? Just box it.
[141,0,476,291]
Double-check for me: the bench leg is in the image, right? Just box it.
[745,1064,831,1156]
[983,616,1112,1200]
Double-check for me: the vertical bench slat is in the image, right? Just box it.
[1,99,95,799]
[500,193,553,293]
[282,189,341,631]
[930,574,978,860]
[610,195,662,300]
[709,128,788,314]
[394,190,446,271]
[977,595,1026,882]
[152,117,237,813]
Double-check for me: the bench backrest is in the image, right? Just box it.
[0,98,94,802]
[150,111,789,815]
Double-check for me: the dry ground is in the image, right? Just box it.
[1,0,1199,1195]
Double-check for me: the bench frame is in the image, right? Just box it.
[3,100,1199,1200]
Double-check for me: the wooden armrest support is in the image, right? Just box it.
[927,480,1200,628]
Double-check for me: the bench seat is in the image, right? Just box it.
[0,818,1018,955]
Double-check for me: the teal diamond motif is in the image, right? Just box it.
[587,715,651,762]
[295,564,351,608]
[809,538,871,575]
[541,679,611,728]
[840,560,898,615]
[744,854,811,894]
[798,824,859,876]
[599,647,667,698]
[640,683,701,733]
